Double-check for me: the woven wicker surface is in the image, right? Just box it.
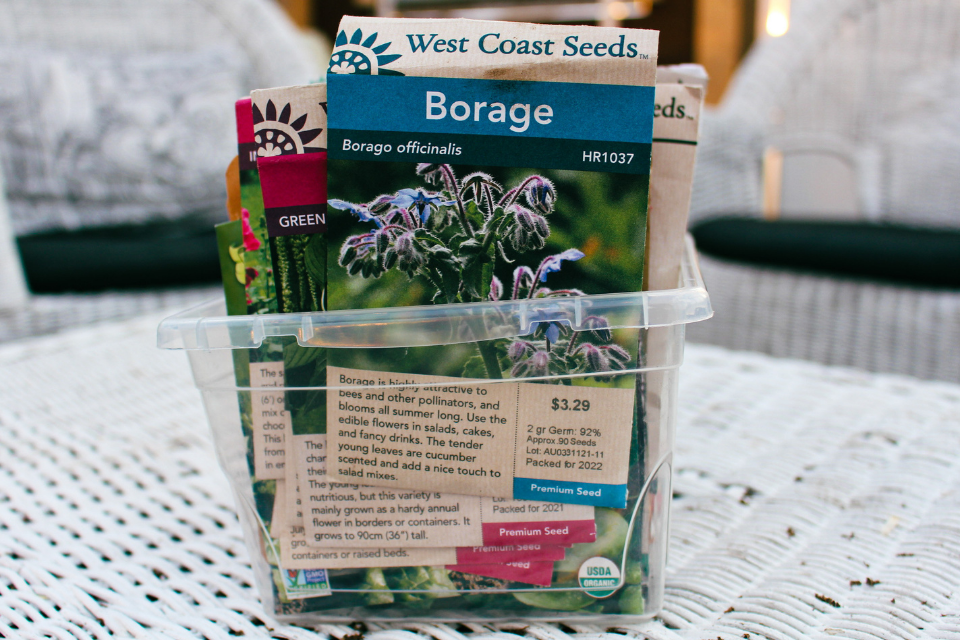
[0,287,219,343]
[1,314,959,639]
[687,255,960,383]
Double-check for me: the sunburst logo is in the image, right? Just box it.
[328,29,403,76]
[251,101,324,156]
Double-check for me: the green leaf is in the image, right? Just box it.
[307,362,327,388]
[293,235,310,312]
[361,568,395,606]
[272,236,297,313]
[461,260,483,300]
[457,238,482,257]
[413,229,441,243]
[304,234,326,286]
[284,341,326,369]
[480,260,494,300]
[293,405,327,434]
[464,199,484,228]
[436,265,461,303]
[513,589,593,612]
[462,355,487,378]
[619,585,645,615]
[302,233,326,311]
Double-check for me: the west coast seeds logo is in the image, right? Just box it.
[328,29,404,76]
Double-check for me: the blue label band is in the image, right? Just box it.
[329,74,654,144]
[513,477,628,509]
[329,129,651,175]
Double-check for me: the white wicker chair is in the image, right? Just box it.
[687,0,960,382]
[0,0,321,236]
[0,0,319,340]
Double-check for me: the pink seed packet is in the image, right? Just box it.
[255,151,327,314]
[446,561,556,587]
[257,153,327,240]
[455,543,565,565]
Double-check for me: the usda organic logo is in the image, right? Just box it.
[578,557,621,598]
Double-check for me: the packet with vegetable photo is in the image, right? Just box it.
[159,14,713,624]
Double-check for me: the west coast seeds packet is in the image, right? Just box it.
[324,17,658,510]
[235,82,608,605]
[221,16,665,619]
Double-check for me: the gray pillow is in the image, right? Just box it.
[0,46,247,235]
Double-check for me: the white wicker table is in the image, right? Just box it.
[1,313,959,640]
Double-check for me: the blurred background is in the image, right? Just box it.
[0,0,957,381]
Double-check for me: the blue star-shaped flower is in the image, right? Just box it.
[329,199,382,227]
[545,322,561,344]
[528,309,565,345]
[390,188,454,223]
[538,248,586,282]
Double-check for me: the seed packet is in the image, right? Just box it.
[270,504,642,616]
[250,84,328,314]
[245,85,613,594]
[240,340,649,615]
[273,481,567,570]
[630,65,707,603]
[445,561,555,587]
[246,85,331,511]
[235,97,290,482]
[226,156,241,222]
[215,220,247,316]
[259,361,598,601]
[326,17,658,311]
[647,64,706,291]
[321,17,657,509]
[257,153,327,313]
[290,433,596,549]
[235,98,277,315]
[226,109,288,510]
[220,16,672,620]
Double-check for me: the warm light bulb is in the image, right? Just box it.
[607,1,630,21]
[766,10,789,36]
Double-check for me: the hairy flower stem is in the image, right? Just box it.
[480,227,498,254]
[530,265,551,297]
[476,341,503,379]
[438,164,458,194]
[455,198,475,238]
[498,176,540,209]
[441,165,475,239]
[498,186,520,208]
[566,331,582,354]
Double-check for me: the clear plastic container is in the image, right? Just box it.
[158,237,712,624]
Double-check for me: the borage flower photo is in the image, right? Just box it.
[328,163,633,382]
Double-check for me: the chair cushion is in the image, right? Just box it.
[691,217,960,289]
[0,46,247,236]
[17,221,221,292]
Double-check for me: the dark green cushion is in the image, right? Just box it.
[18,220,221,293]
[691,218,960,289]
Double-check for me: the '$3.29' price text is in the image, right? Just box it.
[551,398,591,412]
